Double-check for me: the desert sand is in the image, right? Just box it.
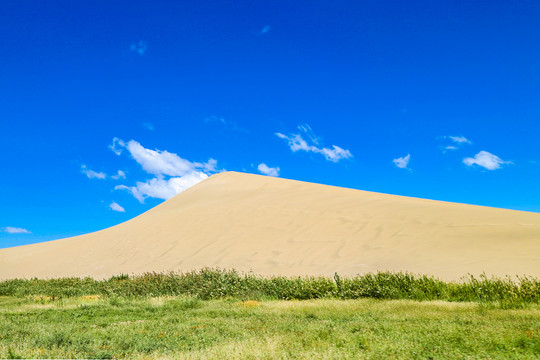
[1,171,539,280]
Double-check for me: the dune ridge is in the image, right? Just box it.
[1,171,539,280]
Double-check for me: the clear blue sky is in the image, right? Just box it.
[1,0,539,248]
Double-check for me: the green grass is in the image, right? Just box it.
[1,269,539,306]
[1,270,539,358]
[0,295,539,359]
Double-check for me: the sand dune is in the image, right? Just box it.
[1,171,539,280]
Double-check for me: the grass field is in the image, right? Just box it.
[1,270,539,359]
[0,295,539,359]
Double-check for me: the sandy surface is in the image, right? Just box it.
[1,171,539,280]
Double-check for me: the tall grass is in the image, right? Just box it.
[1,269,538,306]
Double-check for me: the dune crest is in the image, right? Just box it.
[1,171,539,280]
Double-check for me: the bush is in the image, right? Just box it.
[1,269,538,305]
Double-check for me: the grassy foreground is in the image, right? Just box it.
[1,295,539,359]
[1,270,539,359]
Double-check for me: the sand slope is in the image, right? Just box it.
[1,171,539,280]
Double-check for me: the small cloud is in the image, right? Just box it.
[111,170,126,180]
[463,151,512,170]
[257,163,280,177]
[275,132,309,151]
[203,159,218,172]
[142,122,154,131]
[109,202,125,213]
[2,226,31,234]
[439,135,472,152]
[81,165,106,179]
[109,137,126,155]
[393,154,411,169]
[275,125,352,163]
[130,40,147,56]
[297,124,320,145]
[318,146,352,162]
[260,25,271,35]
[448,136,472,144]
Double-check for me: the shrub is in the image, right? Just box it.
[1,269,538,305]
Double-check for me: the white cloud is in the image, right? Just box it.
[109,202,125,213]
[130,40,147,55]
[448,135,472,144]
[109,137,126,155]
[111,170,126,180]
[112,138,219,202]
[81,165,106,179]
[319,146,352,162]
[260,25,271,34]
[275,133,310,151]
[463,151,512,170]
[258,163,280,177]
[2,226,31,234]
[203,159,218,172]
[116,172,208,202]
[393,154,411,169]
[275,125,352,163]
[115,139,199,177]
[297,124,320,145]
[439,135,472,151]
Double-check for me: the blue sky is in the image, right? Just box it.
[1,0,539,248]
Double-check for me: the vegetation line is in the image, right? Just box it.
[1,269,539,306]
